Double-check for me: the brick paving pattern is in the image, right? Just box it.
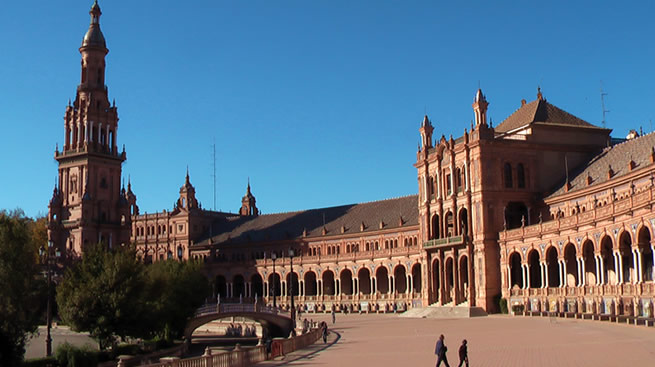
[271,314,655,366]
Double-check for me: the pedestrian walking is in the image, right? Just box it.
[457,339,469,367]
[322,323,328,343]
[331,307,336,324]
[435,334,450,367]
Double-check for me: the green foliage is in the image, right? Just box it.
[499,297,509,314]
[0,210,44,366]
[56,243,148,349]
[57,244,209,349]
[22,356,58,367]
[144,260,209,341]
[54,343,98,367]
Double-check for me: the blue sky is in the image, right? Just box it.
[1,1,654,218]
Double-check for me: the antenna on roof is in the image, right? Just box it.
[211,139,217,211]
[600,81,610,129]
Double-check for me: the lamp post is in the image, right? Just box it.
[271,252,277,309]
[289,248,295,323]
[39,240,61,357]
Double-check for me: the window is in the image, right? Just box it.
[456,168,462,192]
[517,163,525,188]
[178,224,184,233]
[504,163,513,188]
[446,174,452,196]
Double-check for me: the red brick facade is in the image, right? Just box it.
[49,3,655,316]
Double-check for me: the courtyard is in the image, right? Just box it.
[267,313,655,367]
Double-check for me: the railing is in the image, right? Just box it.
[499,185,655,243]
[423,235,465,249]
[508,283,655,298]
[194,302,291,318]
[132,328,322,367]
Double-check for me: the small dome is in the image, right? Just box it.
[82,25,106,48]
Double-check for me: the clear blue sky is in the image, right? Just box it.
[1,1,654,218]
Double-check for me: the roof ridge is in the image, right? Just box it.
[252,194,418,216]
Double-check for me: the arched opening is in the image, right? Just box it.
[376,266,389,294]
[509,252,523,289]
[638,227,654,282]
[445,211,454,237]
[504,162,513,188]
[619,232,634,283]
[215,275,227,299]
[564,243,578,286]
[340,269,353,295]
[394,265,407,294]
[268,273,281,299]
[459,255,469,301]
[601,236,616,284]
[431,214,440,240]
[358,268,371,295]
[250,274,263,298]
[304,271,317,296]
[528,250,541,288]
[459,208,469,236]
[286,272,299,297]
[546,247,560,287]
[517,163,526,188]
[504,202,528,229]
[233,275,245,298]
[322,270,335,296]
[412,263,422,293]
[431,258,440,303]
[445,258,454,303]
[582,240,597,285]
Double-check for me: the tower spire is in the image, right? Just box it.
[472,88,489,126]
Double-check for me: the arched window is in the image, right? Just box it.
[517,163,525,188]
[504,163,513,188]
[456,168,462,192]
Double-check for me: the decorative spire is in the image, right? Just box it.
[82,0,106,48]
[537,86,543,101]
[472,88,489,127]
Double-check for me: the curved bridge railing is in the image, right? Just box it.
[194,302,291,318]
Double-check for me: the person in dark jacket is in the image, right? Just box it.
[435,334,450,367]
[457,339,468,367]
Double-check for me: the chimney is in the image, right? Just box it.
[607,164,614,179]
[628,159,636,171]
[586,174,593,186]
[521,99,526,107]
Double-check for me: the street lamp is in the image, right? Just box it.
[271,252,277,309]
[39,240,61,357]
[289,248,295,323]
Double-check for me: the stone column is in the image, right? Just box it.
[389,275,394,296]
[507,264,512,291]
[407,275,411,294]
[542,262,548,288]
[559,260,565,288]
[372,277,377,294]
[598,255,605,285]
[264,281,268,297]
[579,257,585,287]
[634,249,642,283]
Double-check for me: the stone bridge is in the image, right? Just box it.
[184,303,294,343]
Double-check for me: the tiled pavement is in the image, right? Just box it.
[260,313,655,366]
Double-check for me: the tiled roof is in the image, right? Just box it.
[495,98,600,133]
[547,132,655,198]
[196,195,419,246]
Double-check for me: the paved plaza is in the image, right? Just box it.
[265,313,655,367]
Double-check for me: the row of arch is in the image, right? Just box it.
[306,236,419,257]
[214,263,423,299]
[430,253,470,304]
[508,227,655,289]
[430,208,469,239]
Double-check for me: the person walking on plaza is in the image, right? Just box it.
[435,334,450,367]
[322,322,328,343]
[331,307,336,324]
[457,339,468,367]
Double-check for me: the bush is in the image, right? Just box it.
[55,343,98,367]
[22,356,58,367]
[112,343,142,357]
[499,297,508,314]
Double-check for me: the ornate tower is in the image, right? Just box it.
[239,180,258,216]
[177,170,199,211]
[49,1,132,257]
[419,115,434,150]
[472,88,489,127]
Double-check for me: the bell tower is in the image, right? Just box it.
[49,1,132,257]
[239,180,259,216]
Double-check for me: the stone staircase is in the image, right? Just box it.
[400,301,487,319]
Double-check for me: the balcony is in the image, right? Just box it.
[423,235,465,249]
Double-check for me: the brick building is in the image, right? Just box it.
[48,2,655,316]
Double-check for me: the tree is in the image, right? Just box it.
[57,244,148,349]
[145,260,209,341]
[0,210,43,366]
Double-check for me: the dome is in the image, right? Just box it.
[82,25,106,48]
